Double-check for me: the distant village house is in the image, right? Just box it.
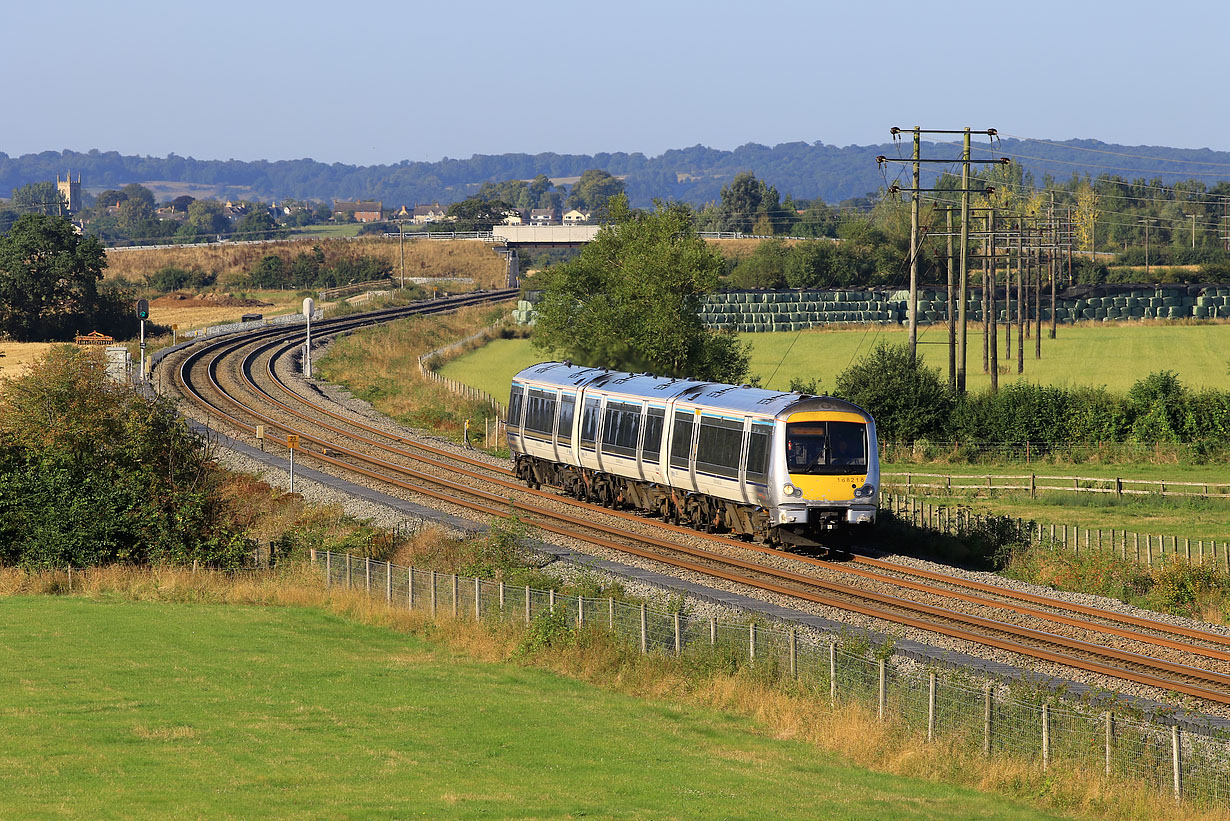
[530,208,559,226]
[333,200,384,223]
[562,208,590,224]
[411,202,448,224]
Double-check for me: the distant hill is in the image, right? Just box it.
[4,138,1230,208]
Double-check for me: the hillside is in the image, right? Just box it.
[6,137,1230,209]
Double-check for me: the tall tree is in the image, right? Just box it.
[0,214,107,340]
[10,182,66,216]
[566,169,624,213]
[532,196,749,382]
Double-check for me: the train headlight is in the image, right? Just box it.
[853,483,876,498]
[782,483,797,496]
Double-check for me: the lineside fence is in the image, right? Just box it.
[883,471,1230,500]
[880,491,1230,570]
[309,549,1230,809]
[417,320,511,446]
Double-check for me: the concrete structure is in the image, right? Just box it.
[492,224,600,244]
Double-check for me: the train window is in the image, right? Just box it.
[508,384,524,428]
[555,394,576,446]
[785,420,867,475]
[602,401,641,458]
[642,407,665,464]
[579,396,601,449]
[746,422,772,483]
[524,388,557,436]
[695,416,742,479]
[669,411,693,469]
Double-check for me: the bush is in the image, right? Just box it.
[0,347,252,568]
[147,265,215,292]
[833,342,954,443]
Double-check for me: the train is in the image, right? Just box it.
[506,362,879,547]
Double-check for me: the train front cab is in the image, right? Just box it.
[773,409,877,545]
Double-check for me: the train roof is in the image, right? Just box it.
[511,362,871,420]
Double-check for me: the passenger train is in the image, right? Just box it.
[506,362,879,546]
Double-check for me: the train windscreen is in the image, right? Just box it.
[784,421,867,475]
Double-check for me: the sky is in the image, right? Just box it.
[5,0,1228,166]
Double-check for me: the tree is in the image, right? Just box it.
[447,196,515,231]
[533,195,749,382]
[566,169,624,213]
[176,200,230,242]
[236,210,280,240]
[120,183,156,212]
[10,182,66,216]
[0,214,107,341]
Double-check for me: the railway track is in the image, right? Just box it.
[161,294,1230,707]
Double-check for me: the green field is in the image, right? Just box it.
[440,322,1230,398]
[0,597,1059,819]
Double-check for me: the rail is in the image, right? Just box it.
[883,471,1230,500]
[310,549,1228,809]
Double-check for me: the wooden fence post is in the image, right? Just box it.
[983,685,993,757]
[673,612,681,657]
[878,659,887,721]
[1172,725,1182,802]
[1041,704,1051,771]
[1105,712,1114,776]
[640,604,648,654]
[927,672,936,743]
[829,641,838,703]
[430,570,437,617]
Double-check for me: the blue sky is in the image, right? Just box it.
[5,0,1226,165]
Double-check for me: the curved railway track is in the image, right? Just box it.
[162,295,1230,707]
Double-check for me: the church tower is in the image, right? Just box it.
[56,171,82,213]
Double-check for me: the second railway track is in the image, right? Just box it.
[162,295,1230,710]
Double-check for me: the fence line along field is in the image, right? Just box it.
[104,236,507,290]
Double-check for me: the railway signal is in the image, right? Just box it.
[136,299,149,382]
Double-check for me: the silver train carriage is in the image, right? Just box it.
[506,362,879,546]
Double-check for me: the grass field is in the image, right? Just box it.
[0,596,1061,819]
[439,321,1230,402]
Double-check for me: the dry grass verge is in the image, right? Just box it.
[2,563,1222,821]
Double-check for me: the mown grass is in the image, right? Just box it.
[1,568,1212,820]
[443,321,1230,398]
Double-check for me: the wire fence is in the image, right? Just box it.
[881,490,1230,570]
[310,549,1230,809]
[883,470,1230,500]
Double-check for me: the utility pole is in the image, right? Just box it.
[1141,218,1158,279]
[981,216,990,375]
[1049,198,1057,340]
[988,209,998,392]
[880,127,1005,389]
[908,128,920,364]
[1035,238,1042,360]
[947,207,956,392]
[1185,212,1198,250]
[1016,221,1024,375]
[399,221,406,289]
[958,127,971,393]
